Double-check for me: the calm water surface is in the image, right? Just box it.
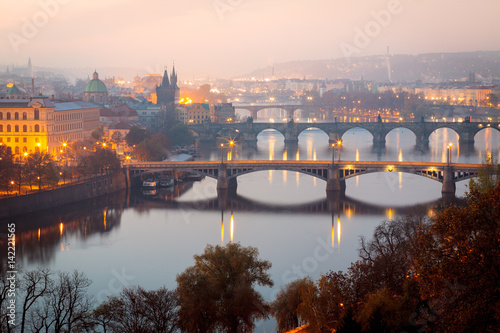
[6,122,500,331]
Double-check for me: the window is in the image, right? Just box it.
[14,125,19,132]
[23,137,27,143]
[23,112,27,120]
[23,146,27,152]
[14,112,19,120]
[0,112,2,119]
[7,112,11,120]
[7,125,11,132]
[34,124,40,132]
[23,125,27,132]
[0,125,2,132]
[34,108,39,120]
[15,138,18,143]
[7,138,11,142]
[15,147,19,155]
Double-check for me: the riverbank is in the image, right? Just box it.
[0,172,128,219]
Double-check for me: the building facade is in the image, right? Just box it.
[0,97,100,157]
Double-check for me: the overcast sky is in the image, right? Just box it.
[1,0,499,79]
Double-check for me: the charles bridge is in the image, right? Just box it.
[188,117,500,148]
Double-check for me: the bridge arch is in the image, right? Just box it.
[297,126,330,139]
[255,127,287,139]
[427,125,460,144]
[339,126,375,142]
[472,125,500,138]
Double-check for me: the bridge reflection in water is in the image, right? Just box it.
[130,183,463,248]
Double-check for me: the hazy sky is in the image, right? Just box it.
[1,0,499,79]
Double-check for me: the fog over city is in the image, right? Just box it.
[2,0,500,78]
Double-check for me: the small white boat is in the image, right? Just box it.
[142,179,157,188]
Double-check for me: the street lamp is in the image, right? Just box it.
[220,143,224,163]
[447,143,453,166]
[330,143,336,164]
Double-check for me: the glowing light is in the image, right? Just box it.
[230,212,234,243]
[38,228,40,241]
[6,83,13,88]
[221,220,224,245]
[103,209,107,231]
[386,208,393,220]
[337,217,341,247]
[60,223,64,237]
[388,166,394,172]
[331,219,335,249]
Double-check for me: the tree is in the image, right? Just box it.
[176,243,273,333]
[125,126,150,147]
[91,128,104,142]
[469,155,500,193]
[27,152,55,190]
[19,268,51,333]
[0,145,14,193]
[93,286,178,333]
[111,131,124,146]
[414,182,500,332]
[132,133,170,161]
[166,123,194,146]
[272,279,304,331]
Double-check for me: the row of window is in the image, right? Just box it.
[0,110,40,120]
[55,113,81,121]
[0,137,29,143]
[8,146,40,155]
[0,124,42,132]
[55,123,82,132]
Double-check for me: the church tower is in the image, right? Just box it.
[156,66,179,105]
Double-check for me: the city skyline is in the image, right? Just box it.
[2,0,500,79]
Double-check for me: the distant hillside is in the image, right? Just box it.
[238,51,500,82]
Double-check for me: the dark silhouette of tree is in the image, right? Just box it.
[125,126,150,147]
[176,243,273,333]
[414,182,500,332]
[272,279,304,331]
[19,268,51,333]
[0,145,14,193]
[133,133,170,161]
[93,286,178,333]
[27,152,55,190]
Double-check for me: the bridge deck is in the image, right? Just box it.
[125,160,484,169]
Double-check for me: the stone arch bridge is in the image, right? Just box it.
[189,119,500,147]
[125,160,483,195]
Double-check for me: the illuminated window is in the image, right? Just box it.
[14,112,19,120]
[7,125,11,132]
[34,125,40,132]
[23,112,27,120]
[15,146,19,155]
[34,109,39,120]
[7,112,11,120]
[23,125,27,132]
[15,125,19,132]
[0,112,2,120]
[23,137,27,143]
[0,125,2,132]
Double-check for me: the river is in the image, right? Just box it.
[6,122,500,331]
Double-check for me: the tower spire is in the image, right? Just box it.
[170,62,177,88]
[162,67,170,87]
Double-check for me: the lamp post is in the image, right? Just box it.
[229,140,234,161]
[220,143,224,164]
[330,143,336,164]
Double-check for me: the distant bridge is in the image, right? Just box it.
[188,119,500,147]
[124,160,483,194]
[233,103,321,120]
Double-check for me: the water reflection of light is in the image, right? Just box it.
[346,207,352,219]
[103,209,107,231]
[60,242,64,252]
[386,208,393,220]
[60,223,64,237]
[337,217,341,248]
[313,150,317,161]
[221,220,224,245]
[230,211,234,243]
[331,215,335,249]
[296,150,300,161]
[399,172,403,190]
[38,228,40,242]
[398,149,403,162]
[355,149,359,161]
[307,139,313,160]
[283,151,288,183]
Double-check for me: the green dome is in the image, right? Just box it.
[84,72,107,93]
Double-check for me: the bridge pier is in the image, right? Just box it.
[415,137,429,151]
[217,164,237,191]
[441,166,456,194]
[284,131,298,144]
[326,165,346,193]
[242,131,258,146]
[328,132,341,144]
